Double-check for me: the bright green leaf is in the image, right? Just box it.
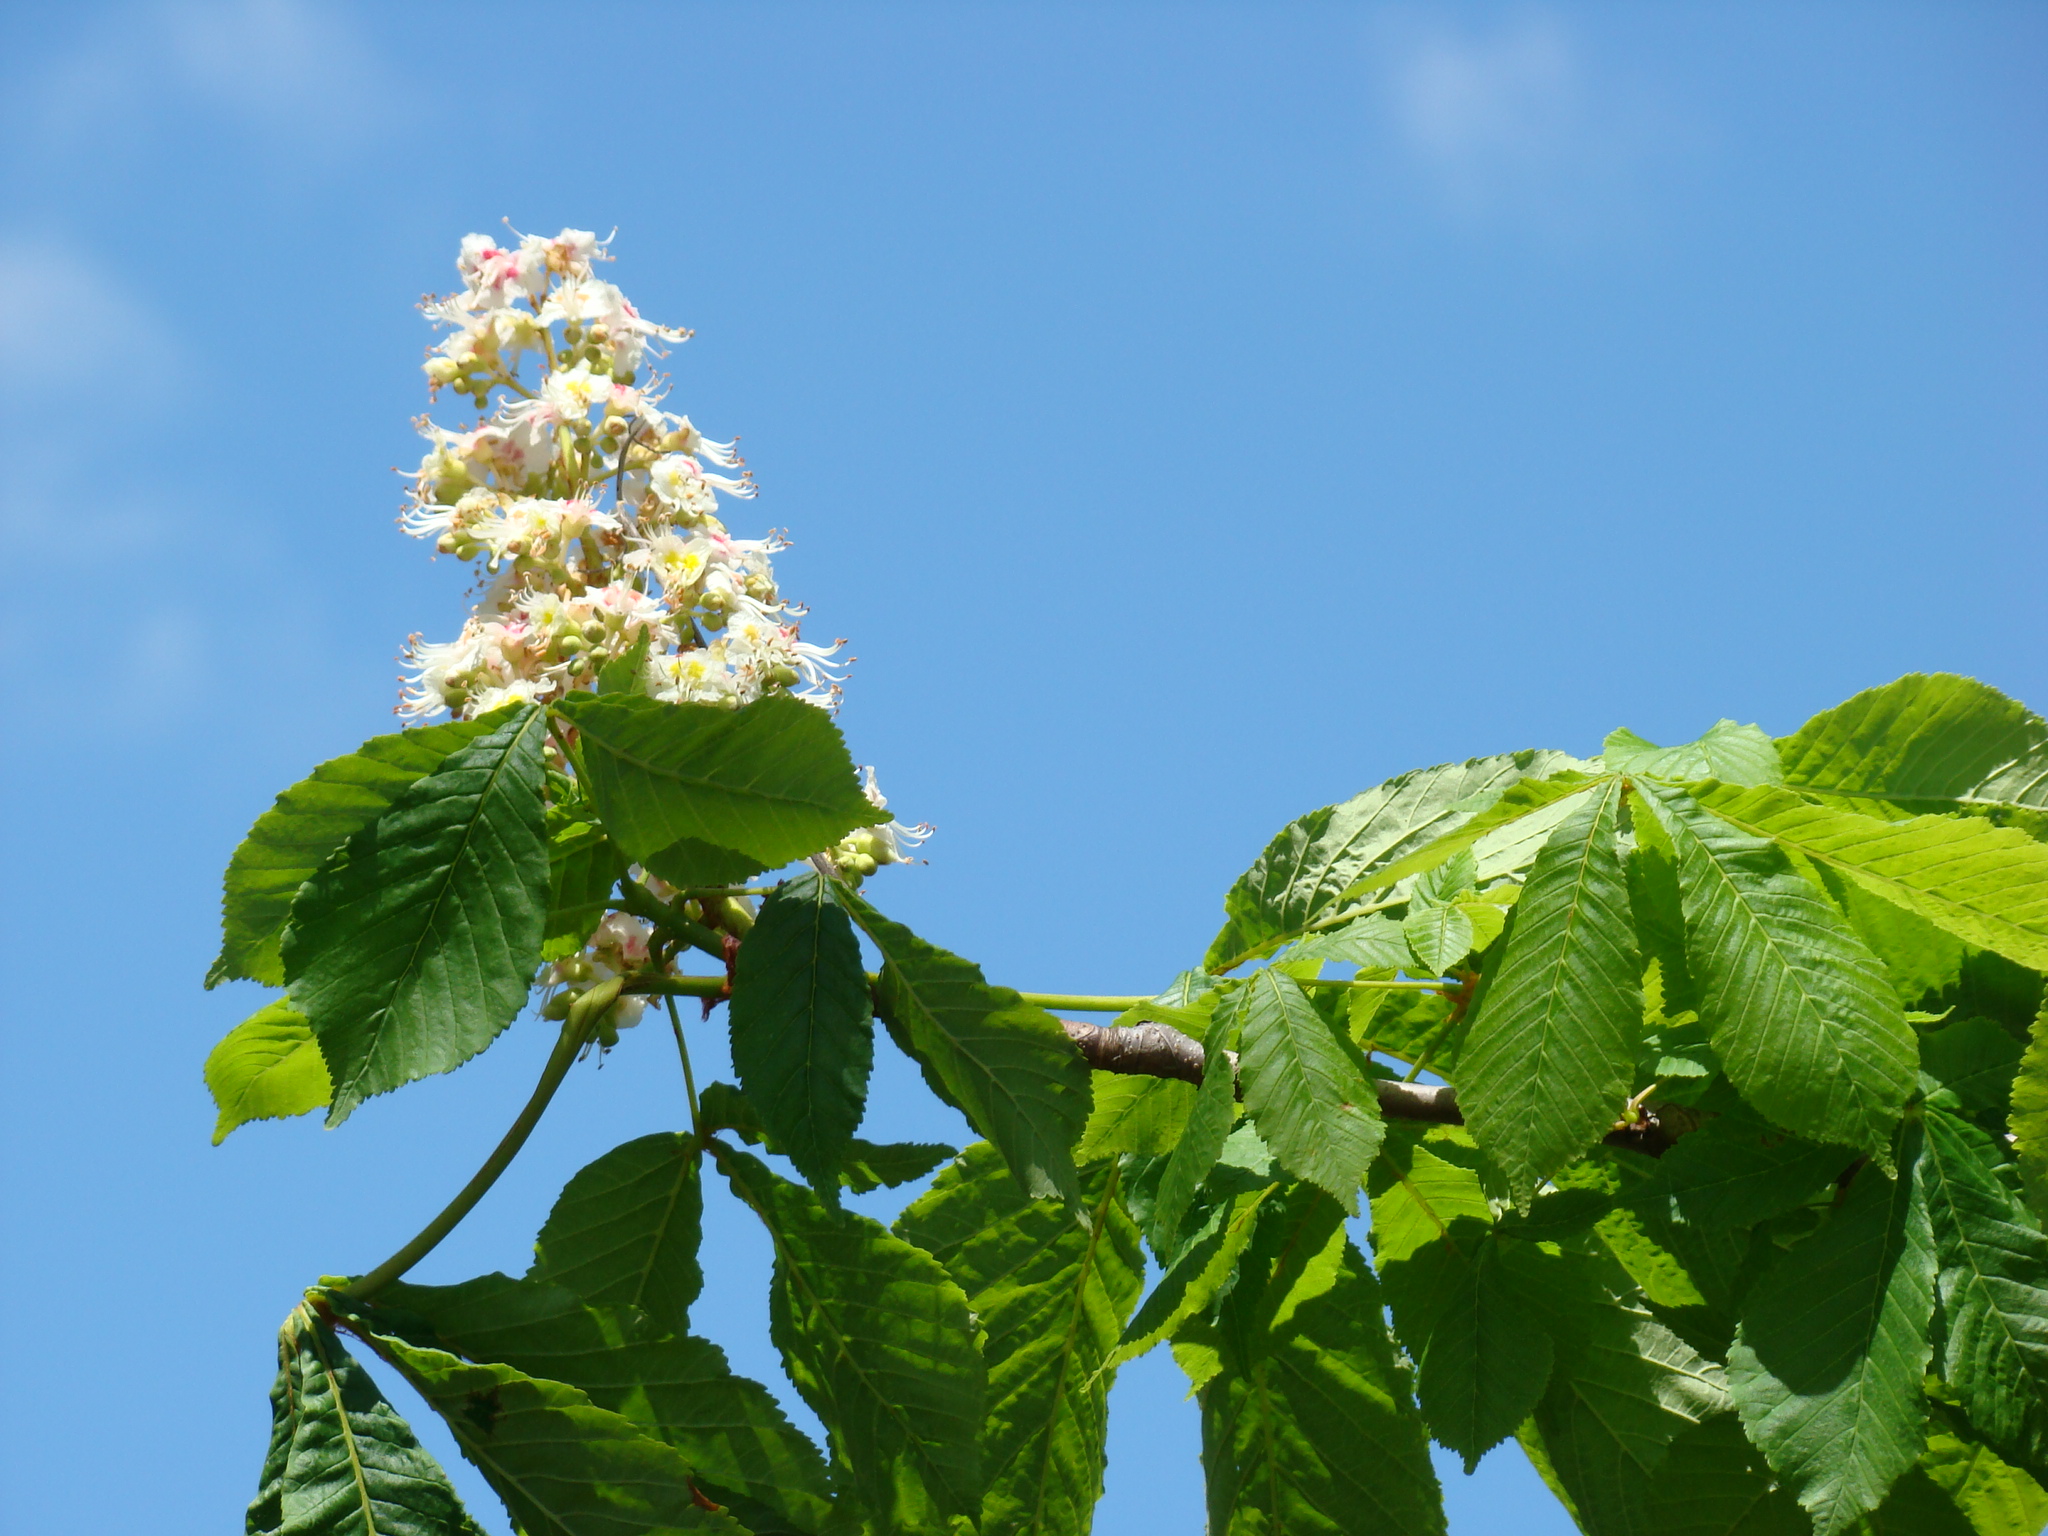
[1287,913,1413,969]
[1636,779,1915,1160]
[1778,674,2048,812]
[1368,1126,1493,1270]
[248,1307,484,1536]
[1603,720,1783,786]
[531,1132,703,1337]
[1146,1025,1238,1254]
[556,692,883,877]
[1236,969,1383,1213]
[1458,780,1641,1205]
[729,870,874,1196]
[1075,1071,1195,1164]
[206,999,330,1144]
[1693,781,2048,972]
[1726,1133,1937,1535]
[1114,1184,1276,1370]
[284,705,551,1124]
[211,714,504,989]
[1403,902,1475,975]
[716,1143,985,1530]
[838,887,1089,1204]
[2011,1001,2048,1221]
[896,1144,1146,1536]
[1918,1426,2048,1536]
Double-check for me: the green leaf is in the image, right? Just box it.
[1403,902,1475,975]
[206,999,331,1144]
[895,1144,1146,1536]
[1109,969,1222,1034]
[367,1275,832,1534]
[696,1080,952,1193]
[1199,1186,1446,1536]
[1205,750,1589,972]
[1692,781,2048,972]
[1603,720,1784,786]
[248,1307,483,1536]
[1628,809,1698,1015]
[557,692,883,876]
[1921,1107,2048,1475]
[1636,778,1915,1159]
[1407,1226,1557,1469]
[1921,1017,2026,1122]
[212,714,504,988]
[1075,1071,1195,1164]
[2010,1000,2048,1221]
[1457,897,1510,955]
[542,819,619,962]
[1458,779,1641,1205]
[716,1143,985,1530]
[1286,913,1413,969]
[597,627,651,696]
[1113,1184,1277,1369]
[1524,1254,1731,1536]
[1640,1413,1808,1536]
[531,1132,703,1337]
[1235,969,1383,1213]
[729,870,874,1196]
[1778,674,2048,812]
[283,705,552,1124]
[1368,1126,1493,1270]
[1636,1113,1852,1230]
[341,1310,743,1533]
[1917,1425,2048,1536]
[1815,858,1967,1007]
[838,887,1090,1204]
[1146,1027,1239,1253]
[1726,1133,1937,1535]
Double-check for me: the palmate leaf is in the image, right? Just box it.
[206,998,331,1143]
[838,887,1089,1204]
[1694,781,2048,971]
[556,692,884,880]
[1726,1130,1937,1536]
[896,1144,1145,1536]
[369,1274,832,1535]
[531,1132,703,1337]
[1921,1107,2048,1475]
[211,713,505,989]
[1635,779,1915,1159]
[1204,750,1588,972]
[1778,673,2048,812]
[1199,1185,1446,1536]
[728,871,874,1196]
[341,1311,743,1534]
[1458,779,1640,1205]
[248,1308,483,1536]
[283,705,551,1124]
[716,1144,985,1531]
[1235,969,1383,1213]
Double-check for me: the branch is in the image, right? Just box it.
[1058,1018,1694,1155]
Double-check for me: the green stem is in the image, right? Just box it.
[628,973,730,998]
[613,881,727,961]
[663,994,704,1138]
[344,1015,591,1301]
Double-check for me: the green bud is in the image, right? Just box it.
[581,620,607,642]
[557,633,585,655]
[541,990,576,1021]
[558,956,595,982]
[435,532,462,554]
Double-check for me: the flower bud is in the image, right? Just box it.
[435,532,463,554]
[581,620,608,642]
[558,956,596,982]
[541,990,577,1020]
[424,357,461,384]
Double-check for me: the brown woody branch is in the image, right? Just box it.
[1058,1018,1693,1156]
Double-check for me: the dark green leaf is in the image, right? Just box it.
[1205,751,1589,972]
[1640,1413,1808,1536]
[1109,969,1223,1035]
[2011,1000,2048,1221]
[716,1144,985,1531]
[1200,1186,1446,1536]
[838,887,1090,1204]
[1637,1113,1852,1230]
[1145,1023,1238,1253]
[729,871,874,1196]
[1407,1227,1556,1469]
[343,1311,742,1533]
[368,1275,832,1534]
[284,705,551,1124]
[248,1307,483,1536]
[557,692,883,875]
[1236,969,1382,1213]
[1113,1184,1276,1369]
[1921,1107,2048,1475]
[1726,1133,1937,1535]
[542,819,619,962]
[206,999,330,1144]
[1921,1017,2026,1122]
[211,714,505,989]
[531,1132,703,1337]
[1636,779,1915,1160]
[896,1144,1146,1536]
[1458,779,1641,1204]
[695,1080,952,1192]
[1603,721,1784,786]
[1778,673,2048,812]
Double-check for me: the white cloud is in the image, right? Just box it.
[1374,9,1669,231]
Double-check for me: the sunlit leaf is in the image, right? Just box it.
[205,999,330,1144]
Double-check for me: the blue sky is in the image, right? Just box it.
[1,3,2042,1532]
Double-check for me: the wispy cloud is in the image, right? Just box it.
[1373,9,1676,233]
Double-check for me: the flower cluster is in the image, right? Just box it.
[398,227,844,720]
